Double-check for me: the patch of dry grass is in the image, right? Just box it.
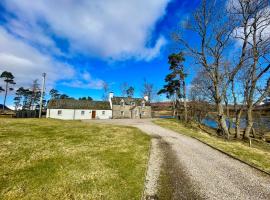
[0,119,150,200]
[154,119,270,173]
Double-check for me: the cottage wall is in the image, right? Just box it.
[47,109,112,120]
[112,105,151,119]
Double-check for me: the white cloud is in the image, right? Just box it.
[2,0,170,60]
[61,72,105,90]
[0,27,75,89]
[0,27,105,93]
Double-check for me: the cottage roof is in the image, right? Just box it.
[47,99,111,110]
[112,97,150,106]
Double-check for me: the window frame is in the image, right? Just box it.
[57,110,62,116]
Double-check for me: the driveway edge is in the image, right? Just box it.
[187,135,270,176]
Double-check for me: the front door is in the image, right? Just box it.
[92,111,96,119]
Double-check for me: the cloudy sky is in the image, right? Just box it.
[0,0,199,105]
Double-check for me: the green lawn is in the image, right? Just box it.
[154,119,270,173]
[0,119,150,200]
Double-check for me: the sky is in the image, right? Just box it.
[0,0,200,107]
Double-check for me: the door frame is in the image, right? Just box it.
[92,110,96,119]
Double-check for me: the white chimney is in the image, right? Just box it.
[109,92,114,109]
[144,95,149,102]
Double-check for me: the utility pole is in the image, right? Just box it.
[39,73,46,118]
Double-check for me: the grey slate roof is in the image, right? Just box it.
[111,97,150,106]
[47,99,111,110]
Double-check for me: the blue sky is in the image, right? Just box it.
[0,0,200,106]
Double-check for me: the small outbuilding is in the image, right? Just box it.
[46,99,112,120]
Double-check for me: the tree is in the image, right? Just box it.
[101,82,109,101]
[235,0,270,139]
[14,87,25,111]
[126,86,135,97]
[120,82,129,97]
[49,89,60,99]
[141,79,155,102]
[29,79,41,110]
[59,94,72,99]
[158,52,188,122]
[78,96,93,101]
[175,0,258,138]
[189,70,213,123]
[0,71,16,111]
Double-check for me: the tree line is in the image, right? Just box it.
[159,0,270,141]
[0,70,157,112]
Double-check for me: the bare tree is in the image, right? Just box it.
[189,70,214,123]
[120,82,129,97]
[238,0,270,139]
[101,81,109,101]
[141,79,155,102]
[176,0,256,138]
[29,79,41,110]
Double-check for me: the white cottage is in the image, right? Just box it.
[46,99,112,120]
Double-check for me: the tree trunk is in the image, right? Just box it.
[183,80,188,122]
[3,81,8,111]
[243,107,253,139]
[217,102,230,139]
[235,109,242,139]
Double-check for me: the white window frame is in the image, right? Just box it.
[102,111,105,115]
[81,111,85,115]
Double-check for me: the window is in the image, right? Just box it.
[57,110,62,115]
[81,111,85,115]
[121,111,124,116]
[131,102,135,106]
[102,111,105,115]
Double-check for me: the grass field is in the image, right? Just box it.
[0,119,151,200]
[154,119,270,173]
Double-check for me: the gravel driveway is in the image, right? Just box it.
[84,119,270,200]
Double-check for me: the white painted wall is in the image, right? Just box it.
[46,109,112,120]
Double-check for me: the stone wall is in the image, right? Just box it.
[112,105,151,119]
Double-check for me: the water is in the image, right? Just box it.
[202,117,270,131]
[159,116,174,119]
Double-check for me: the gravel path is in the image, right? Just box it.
[84,119,270,200]
[142,138,163,200]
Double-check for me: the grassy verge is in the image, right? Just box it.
[0,119,151,200]
[154,119,270,173]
